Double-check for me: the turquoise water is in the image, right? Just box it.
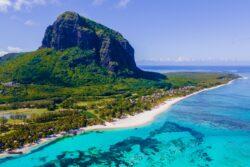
[1,72,250,166]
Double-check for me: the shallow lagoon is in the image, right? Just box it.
[1,73,250,167]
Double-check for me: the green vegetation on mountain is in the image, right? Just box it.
[0,48,112,86]
[0,53,22,63]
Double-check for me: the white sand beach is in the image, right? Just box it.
[84,79,234,131]
[0,80,235,158]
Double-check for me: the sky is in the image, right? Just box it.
[0,0,250,66]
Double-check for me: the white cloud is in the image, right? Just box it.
[0,0,58,12]
[91,0,131,8]
[117,0,131,8]
[92,0,105,6]
[14,0,30,10]
[0,0,11,12]
[0,50,8,57]
[0,46,23,57]
[24,19,37,26]
[13,0,49,11]
[136,56,250,66]
[7,46,23,52]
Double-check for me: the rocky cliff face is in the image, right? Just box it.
[41,11,138,74]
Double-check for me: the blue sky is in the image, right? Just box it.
[0,0,250,65]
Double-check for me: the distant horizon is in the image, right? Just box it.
[138,64,250,67]
[139,65,250,74]
[136,59,250,66]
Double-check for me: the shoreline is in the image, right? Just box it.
[0,79,235,159]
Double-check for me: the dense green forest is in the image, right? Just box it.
[0,48,114,86]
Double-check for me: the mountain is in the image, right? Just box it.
[0,53,21,63]
[0,11,165,86]
[41,11,138,74]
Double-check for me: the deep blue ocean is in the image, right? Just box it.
[1,66,250,167]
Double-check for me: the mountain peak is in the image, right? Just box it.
[41,11,139,74]
[58,11,80,19]
[56,11,87,26]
